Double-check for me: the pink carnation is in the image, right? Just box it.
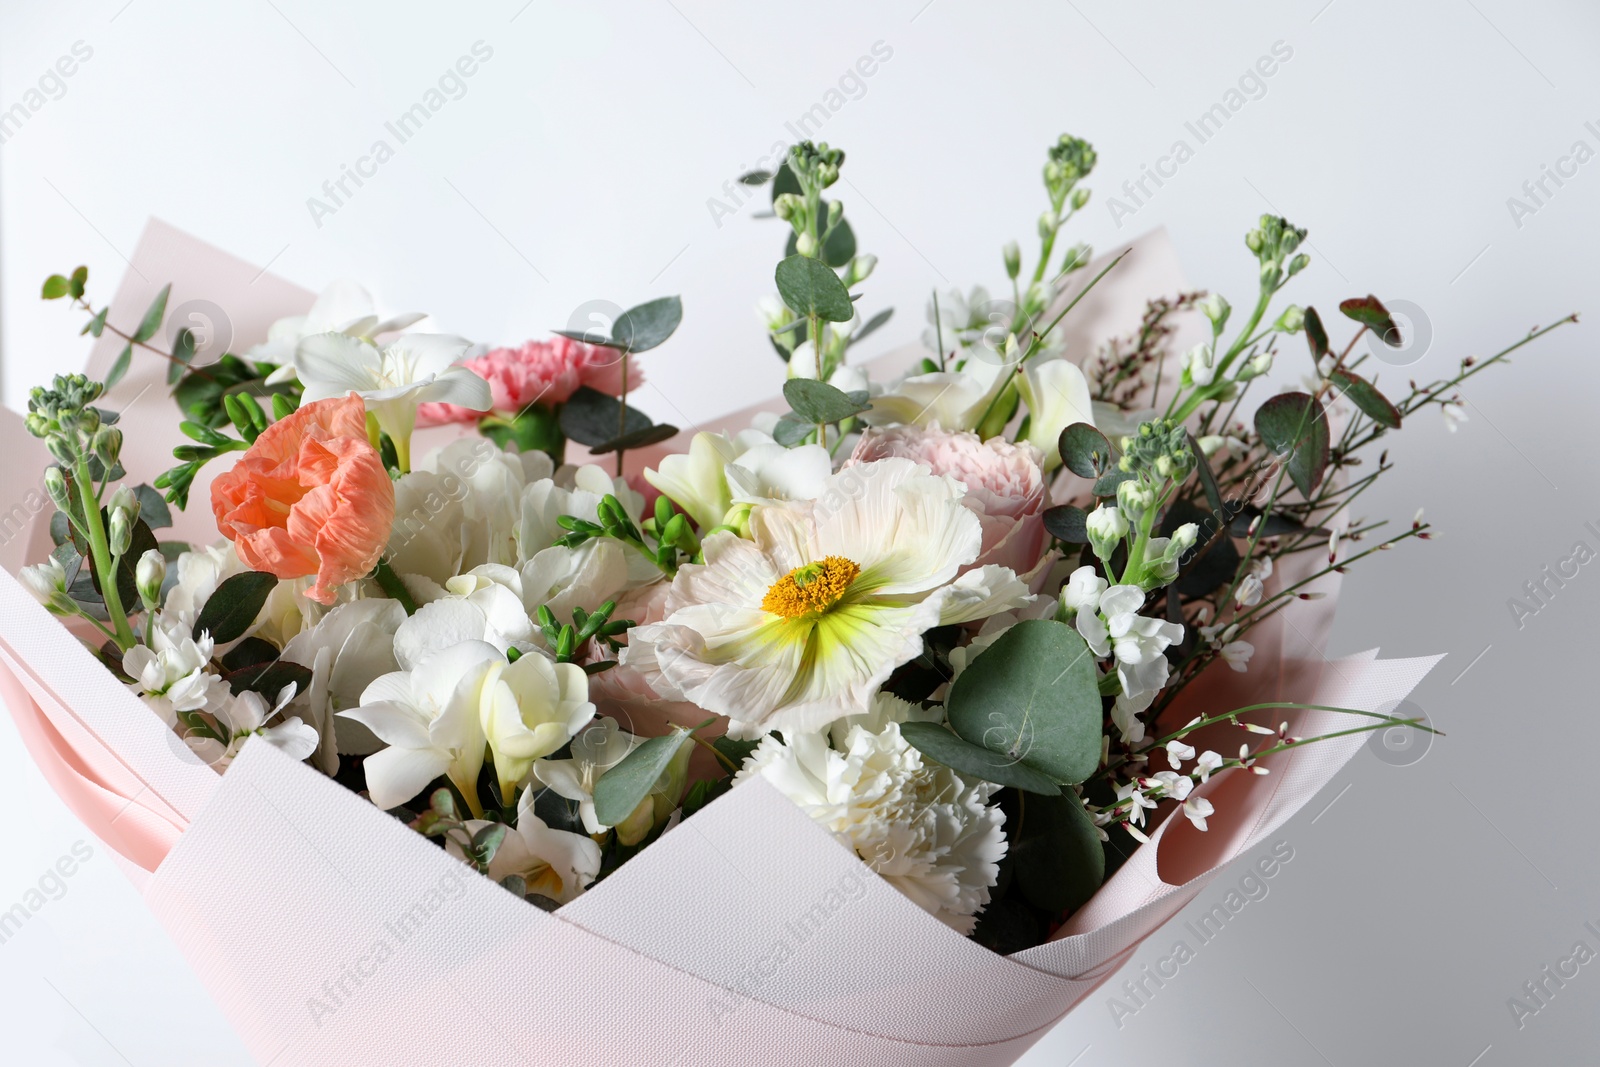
[850,425,1049,578]
[417,337,640,425]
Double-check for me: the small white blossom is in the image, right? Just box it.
[1151,770,1194,802]
[1115,780,1158,827]
[1183,796,1215,831]
[1195,750,1223,782]
[1166,740,1196,767]
[1236,574,1264,607]
[1440,401,1468,433]
[1061,565,1108,619]
[1220,640,1255,672]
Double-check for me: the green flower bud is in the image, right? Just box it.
[795,232,818,258]
[1275,305,1305,333]
[108,507,132,557]
[136,548,166,610]
[1003,240,1021,280]
[92,426,122,469]
[1038,211,1058,239]
[43,467,71,511]
[1288,252,1310,276]
[826,200,843,228]
[1086,504,1129,560]
[1070,186,1091,211]
[1199,294,1231,333]
[773,193,802,221]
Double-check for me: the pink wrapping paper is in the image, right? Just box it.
[0,221,1439,1064]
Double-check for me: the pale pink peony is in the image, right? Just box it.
[850,426,1049,578]
[418,337,641,425]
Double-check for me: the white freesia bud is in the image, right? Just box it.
[1086,505,1129,559]
[1014,358,1095,471]
[1185,343,1217,386]
[1199,294,1231,332]
[136,548,166,609]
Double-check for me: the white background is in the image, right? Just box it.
[3,1,1599,1063]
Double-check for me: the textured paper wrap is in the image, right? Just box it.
[0,222,1439,1064]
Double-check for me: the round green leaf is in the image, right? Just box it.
[1329,368,1401,430]
[899,721,1063,795]
[782,378,870,425]
[559,386,653,447]
[946,619,1103,785]
[775,255,855,323]
[1011,789,1104,913]
[1339,295,1402,346]
[1058,422,1112,479]
[1042,504,1089,544]
[612,296,683,354]
[1253,392,1330,498]
[592,729,690,828]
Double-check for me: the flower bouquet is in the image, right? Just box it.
[0,136,1572,1065]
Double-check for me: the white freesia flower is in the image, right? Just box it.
[862,359,1007,432]
[645,429,831,533]
[338,641,499,814]
[518,541,632,633]
[625,459,1028,737]
[122,616,228,726]
[531,716,642,834]
[736,722,1006,934]
[294,332,491,469]
[442,565,537,650]
[251,280,425,366]
[643,432,737,532]
[520,463,653,585]
[1015,358,1095,471]
[457,787,601,904]
[478,650,594,803]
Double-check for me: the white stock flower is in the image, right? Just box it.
[644,430,831,533]
[1015,358,1095,471]
[531,716,641,834]
[19,557,68,611]
[625,459,1026,737]
[191,684,319,768]
[736,722,1007,935]
[293,332,491,467]
[1184,343,1217,386]
[123,616,227,726]
[1061,565,1108,618]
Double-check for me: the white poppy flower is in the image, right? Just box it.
[625,459,1026,737]
[293,332,491,469]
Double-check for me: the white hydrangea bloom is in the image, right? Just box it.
[736,721,1007,935]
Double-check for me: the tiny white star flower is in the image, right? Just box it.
[1116,780,1158,827]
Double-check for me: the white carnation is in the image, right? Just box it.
[736,721,1007,935]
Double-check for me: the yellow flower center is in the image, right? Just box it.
[761,556,860,619]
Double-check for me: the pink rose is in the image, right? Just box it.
[417,337,641,425]
[850,426,1049,577]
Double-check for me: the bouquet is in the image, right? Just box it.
[0,135,1572,1065]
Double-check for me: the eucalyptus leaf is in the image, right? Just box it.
[131,483,173,530]
[853,307,893,344]
[1253,392,1330,498]
[899,722,1063,795]
[133,284,171,344]
[1303,305,1329,360]
[945,619,1103,785]
[775,255,854,322]
[106,344,133,390]
[782,379,870,425]
[168,326,197,387]
[1092,469,1134,497]
[41,275,71,300]
[1330,368,1401,429]
[552,329,627,349]
[588,423,680,454]
[193,570,278,644]
[1058,422,1112,479]
[592,728,691,828]
[1011,789,1104,913]
[1188,433,1227,520]
[1042,504,1090,544]
[612,296,683,354]
[223,659,312,698]
[1339,295,1401,346]
[559,386,653,448]
[771,414,813,448]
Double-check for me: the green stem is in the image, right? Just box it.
[74,459,136,650]
[374,558,418,615]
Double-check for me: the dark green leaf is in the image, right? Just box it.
[770,161,801,203]
[193,570,278,644]
[1058,422,1112,479]
[1339,295,1401,346]
[499,874,527,898]
[612,296,683,354]
[946,619,1103,785]
[41,275,71,300]
[970,897,1043,955]
[899,722,1064,795]
[1092,469,1134,497]
[222,659,312,698]
[592,728,690,828]
[712,735,760,768]
[133,283,171,344]
[588,423,679,455]
[219,636,282,672]
[1304,306,1329,361]
[775,255,854,322]
[105,343,134,390]
[168,326,196,387]
[1042,504,1089,544]
[737,169,772,185]
[1163,498,1239,597]
[130,484,172,530]
[69,266,88,299]
[853,307,893,344]
[470,823,508,861]
[782,379,870,425]
[772,414,812,447]
[1253,392,1330,497]
[1011,789,1104,913]
[1188,433,1227,520]
[479,406,565,460]
[1330,368,1401,429]
[559,386,653,448]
